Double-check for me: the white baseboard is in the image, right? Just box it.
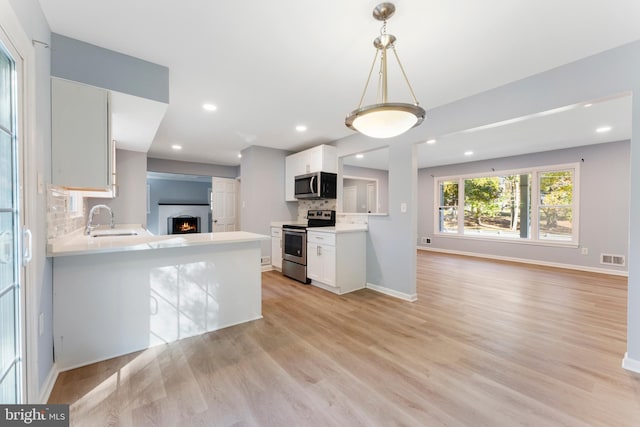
[622,353,640,374]
[417,246,628,277]
[261,265,273,272]
[38,363,59,404]
[366,282,417,302]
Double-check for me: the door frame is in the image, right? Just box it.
[0,1,39,403]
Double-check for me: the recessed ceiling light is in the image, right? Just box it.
[356,153,364,159]
[426,139,436,145]
[584,103,593,108]
[202,103,217,111]
[171,144,182,150]
[464,151,474,156]
[295,125,307,132]
[596,126,612,133]
[237,153,242,158]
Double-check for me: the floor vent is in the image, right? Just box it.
[261,256,271,265]
[600,253,625,266]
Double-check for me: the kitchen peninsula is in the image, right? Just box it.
[49,227,269,371]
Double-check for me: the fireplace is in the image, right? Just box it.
[168,216,201,234]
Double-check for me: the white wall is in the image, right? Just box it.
[147,157,239,178]
[240,146,298,259]
[418,141,629,273]
[87,149,148,226]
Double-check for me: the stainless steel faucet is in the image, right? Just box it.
[85,204,115,234]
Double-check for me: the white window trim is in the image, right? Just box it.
[433,162,580,247]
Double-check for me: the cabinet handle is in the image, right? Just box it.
[150,295,158,315]
[22,229,32,266]
[317,246,321,256]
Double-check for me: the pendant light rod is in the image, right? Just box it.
[357,50,380,110]
[391,47,420,105]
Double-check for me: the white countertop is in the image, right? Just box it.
[270,221,368,233]
[270,220,307,228]
[48,224,270,257]
[307,224,368,234]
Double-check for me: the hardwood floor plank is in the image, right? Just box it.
[49,252,640,426]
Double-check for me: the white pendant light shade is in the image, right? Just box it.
[347,103,425,139]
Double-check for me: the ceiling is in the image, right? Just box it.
[38,1,640,167]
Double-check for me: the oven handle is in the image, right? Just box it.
[283,229,307,235]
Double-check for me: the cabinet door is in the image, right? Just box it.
[319,244,336,287]
[52,78,110,190]
[307,242,322,281]
[285,154,298,201]
[271,235,282,269]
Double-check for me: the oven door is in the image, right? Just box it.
[282,228,307,265]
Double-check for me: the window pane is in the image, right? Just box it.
[0,286,16,377]
[540,171,572,205]
[539,207,573,241]
[0,362,17,404]
[0,131,13,208]
[0,46,12,132]
[438,181,458,233]
[539,170,573,241]
[462,175,532,238]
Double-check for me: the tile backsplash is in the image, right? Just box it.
[297,199,337,220]
[47,186,87,239]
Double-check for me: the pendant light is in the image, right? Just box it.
[345,2,426,139]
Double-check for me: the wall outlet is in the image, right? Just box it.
[260,256,271,265]
[400,203,407,213]
[420,237,431,244]
[581,247,588,255]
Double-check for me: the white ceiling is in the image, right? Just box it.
[38,0,640,167]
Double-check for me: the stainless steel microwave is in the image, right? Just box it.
[294,172,337,199]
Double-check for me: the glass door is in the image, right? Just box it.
[0,38,21,404]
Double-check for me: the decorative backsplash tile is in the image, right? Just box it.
[47,186,87,239]
[336,213,369,224]
[297,199,337,220]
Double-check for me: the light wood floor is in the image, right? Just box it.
[49,251,640,426]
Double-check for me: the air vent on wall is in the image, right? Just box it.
[261,256,271,266]
[600,253,625,266]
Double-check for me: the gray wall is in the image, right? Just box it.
[343,165,389,213]
[51,33,169,103]
[334,39,640,366]
[418,141,629,273]
[147,157,239,178]
[240,146,298,258]
[87,149,148,227]
[146,179,212,235]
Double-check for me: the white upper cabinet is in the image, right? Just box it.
[285,144,337,201]
[52,78,113,191]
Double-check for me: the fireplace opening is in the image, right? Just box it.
[168,216,201,234]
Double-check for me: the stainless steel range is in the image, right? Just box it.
[282,210,335,284]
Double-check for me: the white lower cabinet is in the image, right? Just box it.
[307,230,365,294]
[307,238,336,287]
[271,227,283,270]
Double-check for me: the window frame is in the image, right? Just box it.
[433,162,580,247]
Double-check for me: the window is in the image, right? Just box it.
[435,164,579,245]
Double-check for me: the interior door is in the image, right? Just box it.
[0,35,24,404]
[211,177,237,232]
[343,186,357,213]
[367,183,377,213]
